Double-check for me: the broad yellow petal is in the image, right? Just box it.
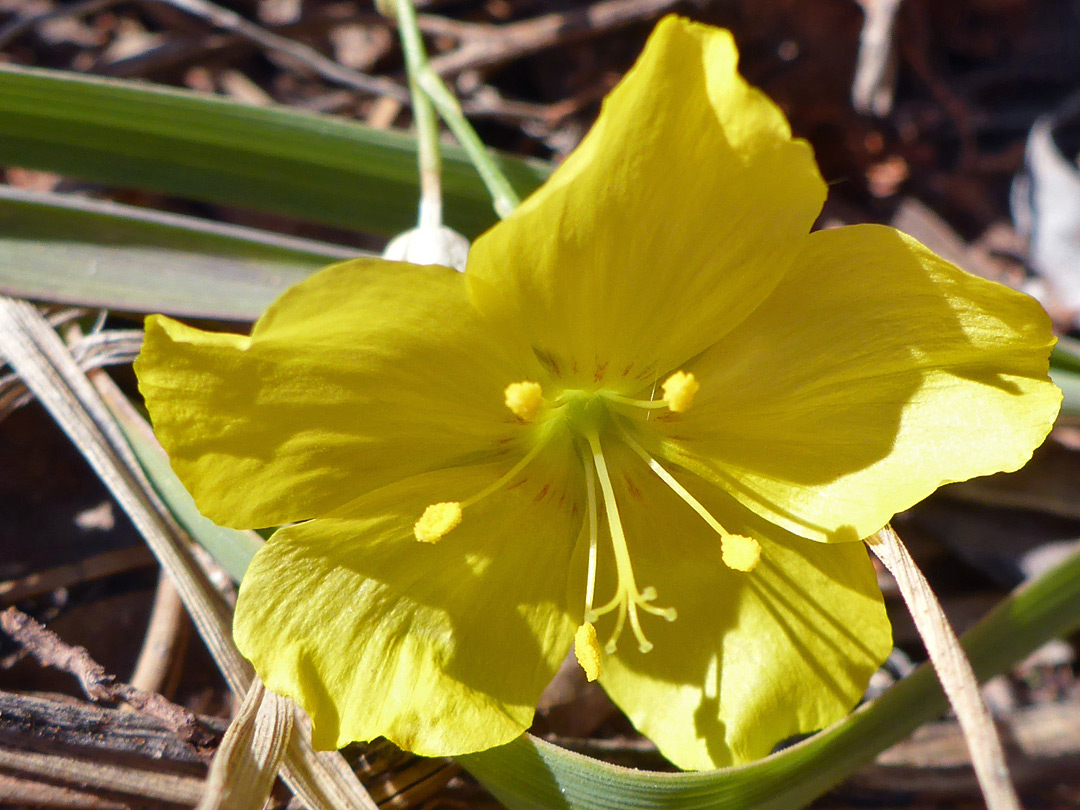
[466,16,826,389]
[592,459,890,769]
[659,225,1061,543]
[234,459,583,755]
[136,258,525,529]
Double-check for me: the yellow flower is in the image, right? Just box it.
[134,16,1060,770]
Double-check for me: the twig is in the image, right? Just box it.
[867,526,1022,810]
[0,607,214,749]
[422,0,683,76]
[130,573,189,696]
[851,0,903,116]
[0,0,123,50]
[0,688,224,764]
[462,81,608,130]
[146,0,408,101]
[0,546,156,604]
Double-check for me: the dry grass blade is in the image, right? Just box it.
[0,296,377,810]
[0,744,205,804]
[0,327,142,421]
[130,573,189,694]
[282,709,381,810]
[198,679,293,810]
[867,525,1022,810]
[0,771,131,810]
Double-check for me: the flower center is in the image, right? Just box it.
[412,373,760,678]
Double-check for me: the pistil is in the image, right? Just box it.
[413,428,554,543]
[584,431,676,654]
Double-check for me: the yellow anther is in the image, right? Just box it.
[504,381,544,421]
[413,502,462,543]
[661,371,699,413]
[722,534,761,572]
[574,622,602,682]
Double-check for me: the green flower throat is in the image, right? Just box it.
[413,373,761,675]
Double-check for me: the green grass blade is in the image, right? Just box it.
[0,65,550,238]
[1051,367,1080,417]
[0,187,356,320]
[1051,336,1080,375]
[462,547,1080,810]
[1050,337,1080,416]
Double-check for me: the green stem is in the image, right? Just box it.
[393,0,442,229]
[390,0,520,219]
[416,69,521,219]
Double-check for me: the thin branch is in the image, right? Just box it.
[0,688,223,764]
[0,0,123,49]
[0,545,155,604]
[148,0,408,101]
[424,0,683,76]
[0,607,214,749]
[130,573,189,695]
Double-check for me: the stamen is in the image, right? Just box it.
[620,430,761,572]
[584,431,675,654]
[414,429,553,543]
[574,622,602,681]
[600,392,669,411]
[661,371,699,413]
[414,502,462,543]
[599,370,698,415]
[504,381,544,421]
[583,458,599,616]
